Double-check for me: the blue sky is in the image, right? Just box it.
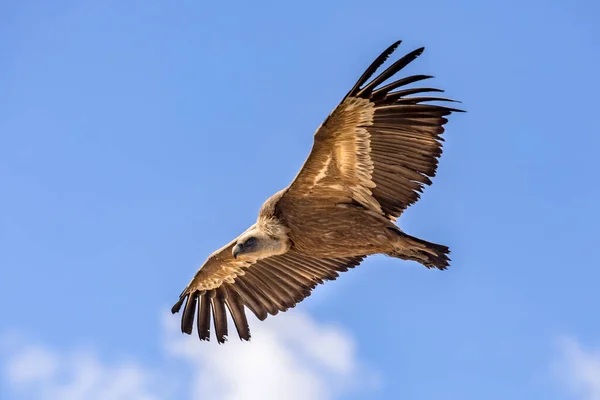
[1,1,600,399]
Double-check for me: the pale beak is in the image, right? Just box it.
[232,243,243,259]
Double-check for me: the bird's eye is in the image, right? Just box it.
[244,237,257,247]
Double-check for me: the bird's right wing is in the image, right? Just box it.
[171,244,363,343]
[284,41,462,220]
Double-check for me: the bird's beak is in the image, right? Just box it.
[232,243,243,259]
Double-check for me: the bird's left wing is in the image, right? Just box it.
[171,243,363,343]
[284,41,462,220]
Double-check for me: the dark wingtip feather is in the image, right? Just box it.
[171,295,186,314]
[211,288,229,344]
[223,284,251,341]
[197,293,211,341]
[372,74,435,100]
[171,285,191,314]
[357,47,426,98]
[345,40,402,99]
[181,292,198,335]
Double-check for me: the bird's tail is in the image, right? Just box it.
[386,227,450,270]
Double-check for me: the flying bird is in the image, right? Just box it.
[172,41,462,343]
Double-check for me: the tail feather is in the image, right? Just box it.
[387,228,450,270]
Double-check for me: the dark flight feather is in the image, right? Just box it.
[223,284,251,341]
[211,288,228,344]
[197,293,211,341]
[356,47,425,98]
[345,40,402,99]
[372,74,433,100]
[181,292,197,335]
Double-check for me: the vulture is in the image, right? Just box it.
[172,40,462,343]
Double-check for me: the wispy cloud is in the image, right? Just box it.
[1,312,378,400]
[556,337,600,400]
[1,340,163,400]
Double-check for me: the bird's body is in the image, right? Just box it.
[172,41,462,343]
[257,190,394,258]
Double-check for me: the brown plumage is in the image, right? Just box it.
[171,41,463,343]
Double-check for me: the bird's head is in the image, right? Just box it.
[232,225,290,261]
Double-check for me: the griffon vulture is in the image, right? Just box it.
[172,41,462,343]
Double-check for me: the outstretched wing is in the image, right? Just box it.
[171,241,363,343]
[285,41,463,220]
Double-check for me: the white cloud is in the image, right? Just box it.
[164,311,378,400]
[556,337,600,400]
[5,344,59,385]
[1,312,378,400]
[2,341,162,400]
